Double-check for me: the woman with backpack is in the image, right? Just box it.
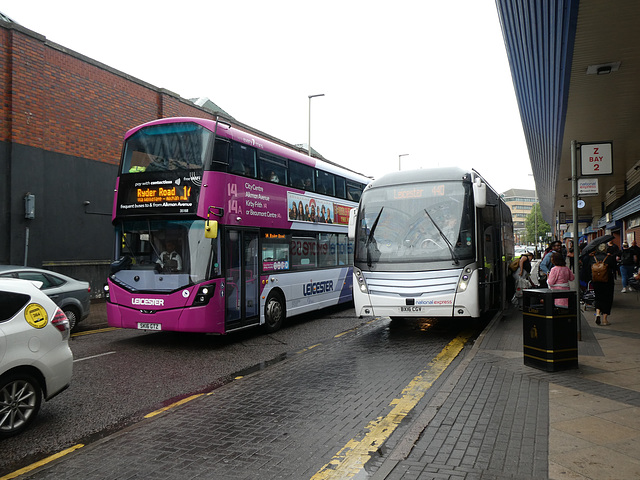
[586,242,617,326]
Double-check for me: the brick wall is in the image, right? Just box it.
[1,19,218,165]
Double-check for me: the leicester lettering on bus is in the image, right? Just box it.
[303,280,334,296]
[132,298,165,306]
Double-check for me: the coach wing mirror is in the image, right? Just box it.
[348,208,357,240]
[473,178,487,208]
[205,219,218,239]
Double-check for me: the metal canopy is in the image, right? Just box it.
[496,0,640,232]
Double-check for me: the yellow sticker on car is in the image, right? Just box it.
[25,303,48,329]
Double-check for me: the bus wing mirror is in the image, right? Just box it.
[205,220,218,239]
[473,179,486,208]
[348,208,357,240]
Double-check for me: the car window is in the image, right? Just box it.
[0,291,30,322]
[45,273,65,287]
[15,272,56,289]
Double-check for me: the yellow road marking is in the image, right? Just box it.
[0,444,84,480]
[297,343,322,354]
[71,327,118,337]
[144,394,204,418]
[311,330,473,479]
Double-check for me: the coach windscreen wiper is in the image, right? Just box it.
[366,207,384,268]
[423,209,459,265]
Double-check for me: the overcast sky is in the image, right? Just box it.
[2,0,535,194]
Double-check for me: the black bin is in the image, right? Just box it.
[522,289,578,372]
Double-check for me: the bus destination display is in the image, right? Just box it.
[116,173,201,216]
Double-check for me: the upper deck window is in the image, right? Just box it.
[122,122,212,174]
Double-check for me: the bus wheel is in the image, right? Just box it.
[264,292,285,333]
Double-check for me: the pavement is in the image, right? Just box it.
[372,276,640,480]
[12,277,640,479]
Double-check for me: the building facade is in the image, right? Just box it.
[501,188,536,244]
[0,16,227,295]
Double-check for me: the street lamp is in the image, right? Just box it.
[308,94,324,156]
[398,153,409,171]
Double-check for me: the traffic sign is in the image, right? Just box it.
[580,142,612,175]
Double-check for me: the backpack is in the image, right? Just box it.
[591,254,610,283]
[509,257,521,272]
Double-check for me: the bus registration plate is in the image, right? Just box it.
[137,322,162,331]
[400,306,422,312]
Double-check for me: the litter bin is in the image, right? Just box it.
[522,289,578,372]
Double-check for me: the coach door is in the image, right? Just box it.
[479,190,501,312]
[225,229,260,330]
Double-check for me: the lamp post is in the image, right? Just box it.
[308,94,324,156]
[398,153,409,171]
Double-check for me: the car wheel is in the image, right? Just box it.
[264,292,285,333]
[63,307,79,330]
[0,373,43,438]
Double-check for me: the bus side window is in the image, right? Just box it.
[315,170,335,196]
[335,177,346,199]
[230,143,256,177]
[210,139,230,172]
[259,153,288,185]
[289,161,314,191]
[346,181,362,202]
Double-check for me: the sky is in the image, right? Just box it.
[1,0,536,194]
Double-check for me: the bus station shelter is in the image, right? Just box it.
[496,0,640,245]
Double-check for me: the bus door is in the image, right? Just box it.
[225,229,260,330]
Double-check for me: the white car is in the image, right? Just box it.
[0,278,73,438]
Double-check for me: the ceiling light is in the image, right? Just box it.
[586,62,620,75]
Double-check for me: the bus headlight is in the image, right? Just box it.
[354,268,368,294]
[458,274,470,292]
[193,284,216,306]
[103,283,110,300]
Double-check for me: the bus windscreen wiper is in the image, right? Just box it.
[423,209,459,265]
[366,207,384,268]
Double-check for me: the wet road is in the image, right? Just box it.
[1,303,488,478]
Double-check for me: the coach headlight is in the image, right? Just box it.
[354,267,368,294]
[458,273,470,292]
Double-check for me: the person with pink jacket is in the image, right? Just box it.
[547,252,575,307]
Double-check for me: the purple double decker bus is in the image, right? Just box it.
[105,117,369,334]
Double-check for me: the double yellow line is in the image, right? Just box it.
[311,330,473,479]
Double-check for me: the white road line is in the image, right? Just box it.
[73,351,116,362]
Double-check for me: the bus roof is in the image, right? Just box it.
[125,116,371,185]
[366,167,476,189]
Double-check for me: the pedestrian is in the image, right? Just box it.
[538,240,562,288]
[512,252,535,309]
[630,240,640,268]
[586,242,617,326]
[566,240,575,272]
[619,242,638,293]
[547,252,574,307]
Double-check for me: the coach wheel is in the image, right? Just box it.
[264,292,285,333]
[0,373,43,438]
